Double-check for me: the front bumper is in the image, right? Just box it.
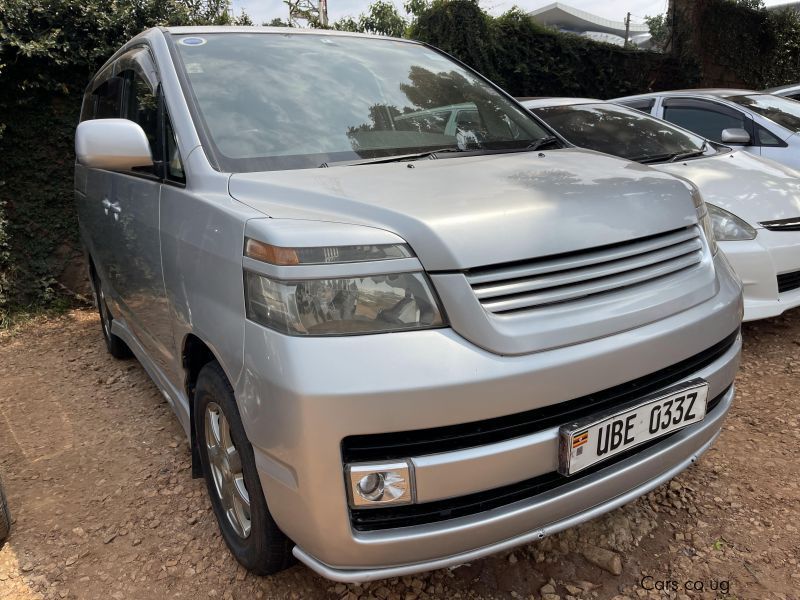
[234,254,741,580]
[720,229,800,321]
[294,388,732,582]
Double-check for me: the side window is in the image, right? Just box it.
[121,68,158,161]
[164,113,186,183]
[757,125,783,147]
[92,77,124,120]
[662,100,748,143]
[619,99,655,114]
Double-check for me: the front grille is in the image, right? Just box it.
[760,217,800,231]
[778,270,800,293]
[350,388,729,532]
[466,226,704,314]
[342,329,738,464]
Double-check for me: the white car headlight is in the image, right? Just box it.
[244,271,445,335]
[707,204,757,241]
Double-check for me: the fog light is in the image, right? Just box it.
[347,461,413,507]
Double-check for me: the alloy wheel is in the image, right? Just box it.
[205,402,252,538]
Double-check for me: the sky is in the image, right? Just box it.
[231,0,795,26]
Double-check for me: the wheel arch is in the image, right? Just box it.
[182,333,218,478]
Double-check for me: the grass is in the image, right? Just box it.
[0,296,79,336]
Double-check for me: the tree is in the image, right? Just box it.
[0,0,253,314]
[332,16,362,31]
[359,1,406,36]
[730,0,765,8]
[333,1,407,37]
[233,10,254,25]
[409,0,498,82]
[404,0,430,18]
[644,14,668,50]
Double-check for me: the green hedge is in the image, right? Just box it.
[0,97,82,315]
[0,0,244,322]
[671,0,800,89]
[1,0,796,321]
[410,2,701,99]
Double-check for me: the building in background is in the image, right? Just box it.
[767,1,800,11]
[528,2,652,48]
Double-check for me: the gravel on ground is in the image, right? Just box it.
[0,309,798,600]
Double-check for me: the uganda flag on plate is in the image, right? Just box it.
[572,430,589,449]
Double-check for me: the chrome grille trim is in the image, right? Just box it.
[468,226,704,314]
[759,217,800,232]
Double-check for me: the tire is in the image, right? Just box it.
[0,476,11,547]
[91,270,133,359]
[194,361,293,575]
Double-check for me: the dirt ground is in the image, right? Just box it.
[0,308,798,600]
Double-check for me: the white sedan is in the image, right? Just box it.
[523,97,800,321]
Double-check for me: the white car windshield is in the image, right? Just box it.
[531,102,712,163]
[171,32,549,171]
[728,94,800,132]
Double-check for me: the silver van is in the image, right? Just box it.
[74,27,743,582]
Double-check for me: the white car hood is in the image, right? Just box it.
[654,150,800,227]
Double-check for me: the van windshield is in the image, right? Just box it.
[170,32,549,171]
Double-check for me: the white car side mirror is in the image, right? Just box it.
[720,128,751,145]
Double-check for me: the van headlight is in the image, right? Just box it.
[244,271,445,335]
[707,204,757,241]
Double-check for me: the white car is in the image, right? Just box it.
[523,97,800,321]
[766,83,800,101]
[613,89,800,171]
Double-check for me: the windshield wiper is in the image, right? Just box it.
[526,136,561,151]
[631,142,709,165]
[668,141,709,163]
[320,148,462,168]
[629,153,676,164]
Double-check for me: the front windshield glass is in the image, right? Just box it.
[727,94,800,132]
[171,32,548,171]
[531,102,710,163]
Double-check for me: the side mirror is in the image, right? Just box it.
[75,119,153,171]
[720,128,751,144]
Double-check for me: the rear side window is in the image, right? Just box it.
[757,125,783,147]
[662,99,748,143]
[618,98,655,114]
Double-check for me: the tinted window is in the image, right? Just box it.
[757,124,783,146]
[93,77,124,120]
[662,101,747,143]
[727,94,800,132]
[619,98,655,114]
[121,68,158,158]
[164,113,185,183]
[534,103,708,163]
[171,33,548,172]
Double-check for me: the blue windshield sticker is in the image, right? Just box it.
[179,37,207,46]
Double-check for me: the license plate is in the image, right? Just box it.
[558,378,709,476]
